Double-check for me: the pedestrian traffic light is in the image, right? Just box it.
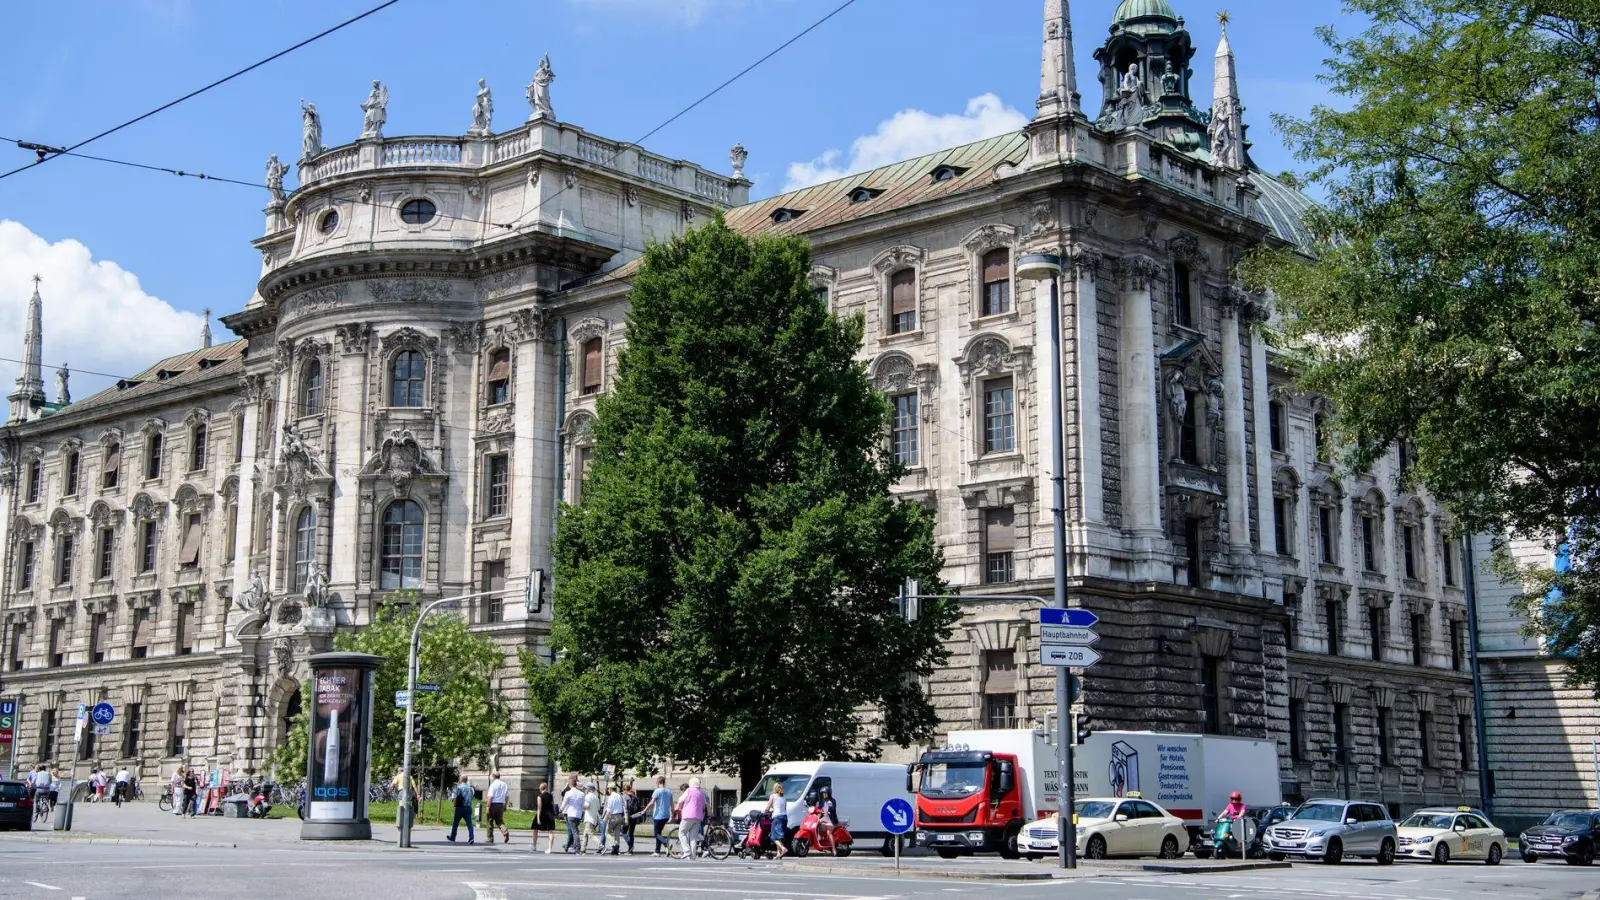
[1075,710,1093,745]
[525,568,547,615]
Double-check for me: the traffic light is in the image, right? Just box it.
[1074,710,1094,745]
[525,568,547,615]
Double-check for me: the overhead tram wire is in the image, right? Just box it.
[0,0,404,182]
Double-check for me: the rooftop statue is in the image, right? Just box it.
[526,54,555,121]
[361,80,388,139]
[300,101,323,160]
[469,78,494,136]
[266,153,289,202]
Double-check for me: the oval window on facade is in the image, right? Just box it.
[318,209,340,234]
[400,198,437,224]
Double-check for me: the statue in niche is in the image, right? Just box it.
[1161,59,1181,96]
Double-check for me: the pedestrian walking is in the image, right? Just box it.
[604,786,627,855]
[485,772,510,845]
[48,768,61,807]
[623,785,643,855]
[533,781,557,852]
[679,777,708,859]
[558,779,585,854]
[181,768,199,817]
[581,783,601,853]
[649,776,673,856]
[170,768,184,816]
[446,774,476,844]
[114,767,130,807]
[764,781,790,859]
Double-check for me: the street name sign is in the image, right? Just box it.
[1040,645,1103,668]
[1039,608,1099,628]
[1040,625,1099,646]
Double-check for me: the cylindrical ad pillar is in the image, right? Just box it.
[301,651,384,840]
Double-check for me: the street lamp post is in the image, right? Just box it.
[1016,251,1076,869]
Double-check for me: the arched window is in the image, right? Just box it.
[980,248,1011,317]
[486,348,511,405]
[390,351,426,408]
[300,360,323,414]
[379,500,424,590]
[291,507,316,593]
[888,269,917,334]
[580,338,603,395]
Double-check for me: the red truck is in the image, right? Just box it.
[907,730,1059,858]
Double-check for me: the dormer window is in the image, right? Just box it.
[848,187,883,204]
[156,369,182,381]
[771,207,806,224]
[930,165,968,183]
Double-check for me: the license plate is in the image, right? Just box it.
[0,802,14,808]
[935,834,955,842]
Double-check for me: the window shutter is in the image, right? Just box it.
[983,649,1017,693]
[890,270,916,315]
[105,445,120,471]
[984,507,1015,553]
[487,351,511,383]
[179,518,203,566]
[582,339,603,390]
[982,249,1009,284]
[133,611,152,647]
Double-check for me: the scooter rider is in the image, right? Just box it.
[814,786,839,848]
[1217,791,1247,822]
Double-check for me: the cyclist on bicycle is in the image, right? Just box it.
[28,765,51,808]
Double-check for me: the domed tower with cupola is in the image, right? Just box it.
[1092,0,1212,150]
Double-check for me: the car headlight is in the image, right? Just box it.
[967,832,984,842]
[1416,836,1434,844]
[1562,835,1579,844]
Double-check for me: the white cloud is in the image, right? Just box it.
[0,220,206,400]
[783,94,1028,191]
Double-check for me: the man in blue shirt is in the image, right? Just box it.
[446,774,476,844]
[649,776,674,856]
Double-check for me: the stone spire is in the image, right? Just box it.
[8,275,47,423]
[201,307,213,349]
[1209,10,1246,170]
[1037,0,1081,118]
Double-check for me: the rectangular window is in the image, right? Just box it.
[122,702,143,759]
[96,527,114,579]
[179,514,202,569]
[56,534,74,585]
[40,710,56,758]
[234,415,245,463]
[982,377,1015,454]
[1319,506,1336,564]
[1273,497,1290,556]
[487,349,511,405]
[890,393,919,466]
[1325,600,1341,656]
[91,613,109,664]
[982,649,1018,729]
[49,618,65,668]
[1173,262,1193,328]
[224,503,238,563]
[1269,400,1285,452]
[1288,697,1305,761]
[1186,516,1204,587]
[18,541,34,590]
[1419,712,1433,768]
[485,454,509,518]
[1411,612,1428,666]
[190,424,207,470]
[1199,655,1223,733]
[482,560,507,624]
[980,250,1011,317]
[168,700,187,756]
[983,507,1015,584]
[574,447,594,502]
[145,433,163,480]
[131,608,151,659]
[25,460,41,504]
[1457,714,1473,770]
[140,521,158,572]
[6,624,23,671]
[1377,708,1392,765]
[65,452,80,496]
[1442,537,1456,586]
[581,339,603,395]
[1313,414,1327,460]
[1179,390,1200,464]
[177,603,196,655]
[1361,516,1377,572]
[889,269,917,334]
[1403,525,1417,580]
[1450,620,1465,672]
[103,442,121,488]
[1368,605,1386,661]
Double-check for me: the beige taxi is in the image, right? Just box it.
[1396,806,1506,865]
[1020,794,1188,860]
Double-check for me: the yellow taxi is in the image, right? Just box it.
[1019,793,1188,860]
[1395,806,1506,864]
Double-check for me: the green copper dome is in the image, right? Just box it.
[1113,0,1179,24]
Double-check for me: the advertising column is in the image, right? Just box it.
[302,651,383,840]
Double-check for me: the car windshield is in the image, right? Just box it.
[1402,813,1455,830]
[0,783,26,800]
[919,763,987,798]
[1542,812,1593,829]
[1075,800,1116,820]
[746,774,810,803]
[1291,803,1347,823]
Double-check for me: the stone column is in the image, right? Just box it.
[1072,249,1104,524]
[1250,309,1275,560]
[1221,301,1249,552]
[1120,256,1162,537]
[331,324,372,591]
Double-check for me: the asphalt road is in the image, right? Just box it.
[1,841,1596,900]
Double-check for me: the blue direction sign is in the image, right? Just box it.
[91,702,115,726]
[1039,608,1099,628]
[880,797,915,835]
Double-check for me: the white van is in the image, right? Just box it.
[729,761,912,854]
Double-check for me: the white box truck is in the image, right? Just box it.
[910,729,1281,858]
[729,761,912,855]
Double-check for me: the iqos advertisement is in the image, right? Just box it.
[309,667,371,821]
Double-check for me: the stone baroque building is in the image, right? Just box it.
[0,0,1493,813]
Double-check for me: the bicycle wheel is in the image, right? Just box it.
[34,798,52,823]
[158,793,173,813]
[705,825,734,860]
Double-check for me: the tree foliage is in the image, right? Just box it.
[266,682,310,783]
[334,597,512,780]
[1240,1,1600,691]
[524,217,957,791]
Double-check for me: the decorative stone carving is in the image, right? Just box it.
[273,338,295,375]
[1327,679,1355,706]
[957,334,1031,385]
[365,429,439,497]
[273,636,295,674]
[568,317,608,344]
[357,182,372,203]
[510,307,550,343]
[175,484,214,514]
[564,411,595,444]
[276,601,302,627]
[1191,622,1235,657]
[335,323,372,354]
[274,423,329,507]
[681,200,696,224]
[730,143,748,180]
[87,500,123,528]
[1069,246,1103,280]
[445,321,485,354]
[1029,197,1057,235]
[235,571,268,614]
[1166,233,1206,269]
[130,493,166,521]
[380,326,442,355]
[565,168,578,190]
[1120,254,1163,290]
[961,223,1017,255]
[871,245,925,275]
[625,184,638,207]
[239,373,270,403]
[303,565,330,608]
[467,180,484,200]
[526,164,540,186]
[370,279,452,306]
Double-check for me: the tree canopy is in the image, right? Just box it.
[524,217,957,791]
[1240,1,1600,691]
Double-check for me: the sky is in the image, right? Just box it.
[0,0,1354,398]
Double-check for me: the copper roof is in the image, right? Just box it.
[58,339,247,418]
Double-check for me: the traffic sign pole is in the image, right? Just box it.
[880,798,914,874]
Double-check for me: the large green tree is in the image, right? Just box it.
[1241,2,1600,691]
[267,598,512,782]
[524,218,957,792]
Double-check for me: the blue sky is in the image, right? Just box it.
[0,0,1352,395]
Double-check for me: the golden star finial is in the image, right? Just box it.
[1218,9,1231,25]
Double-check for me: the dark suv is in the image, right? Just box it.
[1519,809,1599,866]
[0,780,32,830]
